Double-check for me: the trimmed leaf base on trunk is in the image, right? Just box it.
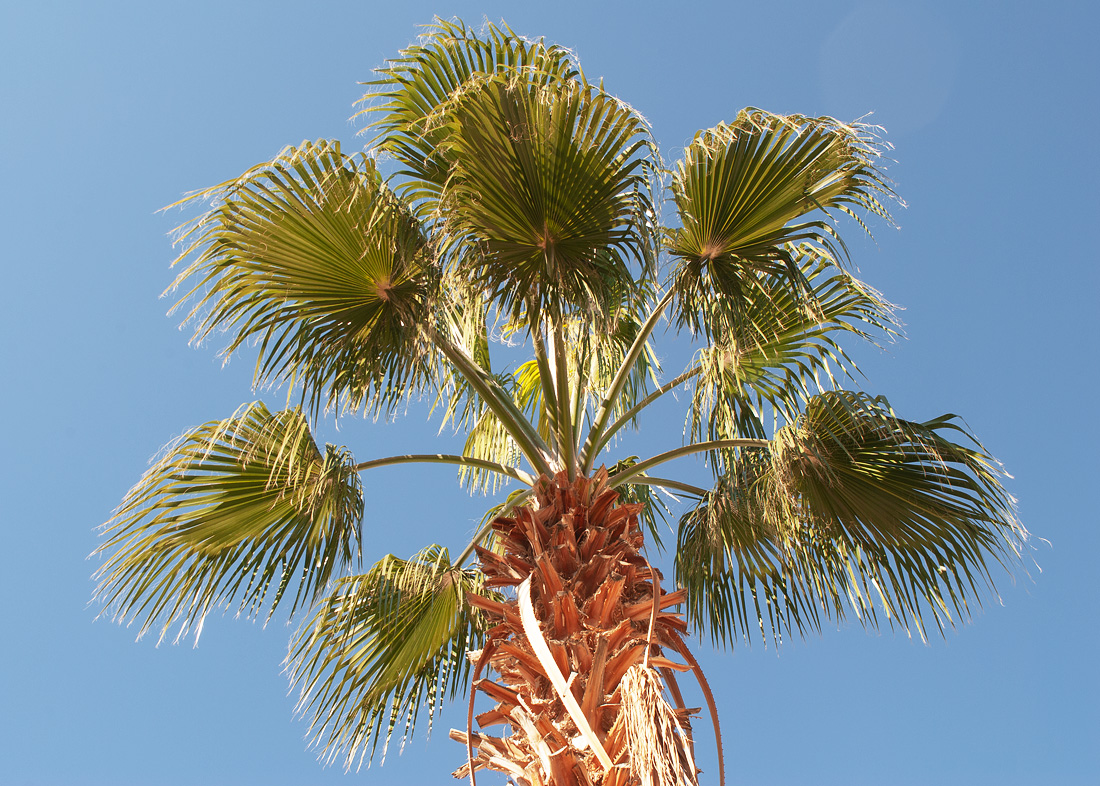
[452,470,700,786]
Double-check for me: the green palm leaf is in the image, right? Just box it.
[289,546,486,768]
[363,18,578,197]
[668,110,896,337]
[169,140,435,416]
[438,71,657,327]
[94,403,363,643]
[676,391,1025,647]
[689,247,897,441]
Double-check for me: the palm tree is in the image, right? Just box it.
[94,19,1025,786]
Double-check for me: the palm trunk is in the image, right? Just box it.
[451,469,701,786]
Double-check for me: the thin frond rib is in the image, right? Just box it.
[353,454,535,487]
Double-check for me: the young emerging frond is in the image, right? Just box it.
[675,391,1025,647]
[169,140,437,417]
[668,110,897,338]
[289,546,487,769]
[94,403,363,643]
[459,406,525,495]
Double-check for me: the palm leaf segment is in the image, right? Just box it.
[689,252,897,442]
[668,110,895,339]
[94,403,363,643]
[290,546,487,769]
[363,18,579,195]
[368,18,657,329]
[169,141,435,417]
[94,17,1029,776]
[676,392,1024,647]
[438,71,656,328]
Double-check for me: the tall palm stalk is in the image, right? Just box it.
[93,19,1025,785]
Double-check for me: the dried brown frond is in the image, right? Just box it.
[619,665,698,786]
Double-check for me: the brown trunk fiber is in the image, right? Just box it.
[451,470,700,786]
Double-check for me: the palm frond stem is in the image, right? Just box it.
[625,475,709,497]
[589,364,704,462]
[581,288,676,473]
[551,320,578,479]
[571,340,591,447]
[669,635,726,786]
[352,454,535,486]
[608,438,769,488]
[527,309,561,454]
[431,328,556,476]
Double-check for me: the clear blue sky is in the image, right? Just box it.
[2,1,1097,784]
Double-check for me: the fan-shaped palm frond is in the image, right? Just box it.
[689,247,897,442]
[169,140,436,416]
[668,110,896,337]
[289,546,487,768]
[94,403,363,643]
[363,18,578,198]
[676,391,1025,647]
[438,71,657,327]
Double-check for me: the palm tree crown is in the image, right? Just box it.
[94,18,1025,785]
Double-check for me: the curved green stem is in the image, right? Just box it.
[353,453,535,486]
[587,364,704,463]
[572,339,590,448]
[580,288,675,473]
[607,438,769,488]
[622,475,709,497]
[528,310,561,455]
[432,328,555,477]
[551,320,577,479]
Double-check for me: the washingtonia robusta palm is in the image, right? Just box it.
[94,19,1025,785]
